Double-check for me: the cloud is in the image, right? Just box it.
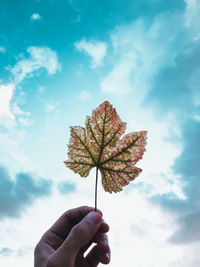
[68,0,80,12]
[0,165,52,219]
[0,131,35,174]
[173,119,200,190]
[38,86,46,94]
[74,39,107,68]
[67,0,81,22]
[170,119,200,211]
[101,13,182,96]
[150,115,200,244]
[101,56,135,95]
[0,46,61,128]
[120,0,185,19]
[143,42,200,118]
[0,248,13,257]
[131,3,200,234]
[30,13,42,21]
[0,84,33,128]
[0,246,32,258]
[185,0,200,39]
[142,1,200,119]
[0,46,6,53]
[10,46,61,84]
[101,0,200,217]
[17,117,34,126]
[78,90,91,100]
[99,0,200,248]
[44,101,60,113]
[0,84,15,126]
[99,0,199,101]
[169,210,200,244]
[57,181,76,194]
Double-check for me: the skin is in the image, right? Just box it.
[34,206,111,267]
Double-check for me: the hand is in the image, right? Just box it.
[34,206,111,267]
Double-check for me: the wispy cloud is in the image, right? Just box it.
[44,100,60,113]
[0,246,32,257]
[30,13,42,21]
[0,248,13,257]
[10,46,61,84]
[0,165,52,219]
[75,39,107,68]
[0,46,6,53]
[142,1,200,118]
[101,56,135,95]
[156,119,200,244]
[68,0,80,12]
[17,117,34,126]
[101,14,179,96]
[78,90,91,100]
[0,47,61,128]
[0,83,35,128]
[57,181,76,194]
[0,84,15,127]
[37,86,46,94]
[169,210,200,244]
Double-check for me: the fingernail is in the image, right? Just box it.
[86,212,102,225]
[106,253,110,260]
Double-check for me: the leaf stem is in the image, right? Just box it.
[95,167,98,211]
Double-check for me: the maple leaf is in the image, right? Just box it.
[64,101,147,195]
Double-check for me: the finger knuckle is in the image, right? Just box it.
[72,225,85,240]
[34,242,41,257]
[46,257,58,267]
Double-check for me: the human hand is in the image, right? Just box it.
[34,206,111,267]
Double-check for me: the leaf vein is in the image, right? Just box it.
[101,135,140,165]
[73,130,96,164]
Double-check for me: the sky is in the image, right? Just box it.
[0,0,200,266]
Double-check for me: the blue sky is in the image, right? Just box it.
[0,0,200,266]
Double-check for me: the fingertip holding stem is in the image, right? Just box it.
[105,252,110,263]
[99,251,110,265]
[85,211,102,225]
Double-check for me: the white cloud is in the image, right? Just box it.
[10,46,61,84]
[38,86,46,94]
[101,15,182,96]
[185,0,197,8]
[0,83,33,128]
[74,39,107,68]
[0,132,35,174]
[0,84,15,126]
[17,118,34,126]
[12,104,30,117]
[44,101,60,113]
[0,46,6,53]
[12,104,34,126]
[184,0,200,40]
[101,56,136,95]
[0,46,61,128]
[78,90,91,100]
[30,13,42,21]
[0,180,198,267]
[0,103,197,267]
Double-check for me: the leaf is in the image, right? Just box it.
[64,101,147,193]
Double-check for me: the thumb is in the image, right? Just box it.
[49,212,102,266]
[65,211,102,250]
